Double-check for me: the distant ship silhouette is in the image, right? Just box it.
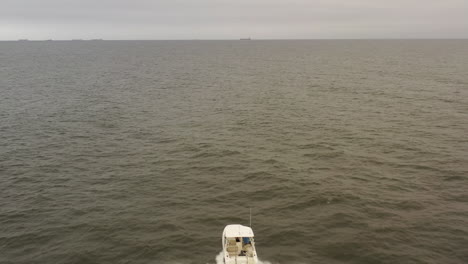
[240,37,251,40]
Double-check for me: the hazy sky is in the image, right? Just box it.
[1,0,467,40]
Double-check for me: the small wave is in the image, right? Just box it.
[443,175,467,181]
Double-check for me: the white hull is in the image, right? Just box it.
[222,225,258,264]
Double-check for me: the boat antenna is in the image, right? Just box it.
[249,207,252,227]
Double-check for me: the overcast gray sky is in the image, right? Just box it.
[1,0,467,40]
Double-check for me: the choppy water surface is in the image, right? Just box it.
[1,40,468,264]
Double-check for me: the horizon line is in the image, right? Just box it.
[2,37,468,41]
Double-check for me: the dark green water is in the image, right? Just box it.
[1,40,467,264]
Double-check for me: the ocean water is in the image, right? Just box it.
[0,40,467,264]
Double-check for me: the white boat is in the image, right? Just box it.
[222,224,258,264]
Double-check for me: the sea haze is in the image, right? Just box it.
[0,40,467,264]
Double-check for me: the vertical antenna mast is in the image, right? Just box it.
[249,207,252,227]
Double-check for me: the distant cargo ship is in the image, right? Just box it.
[240,37,251,40]
[18,39,29,41]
